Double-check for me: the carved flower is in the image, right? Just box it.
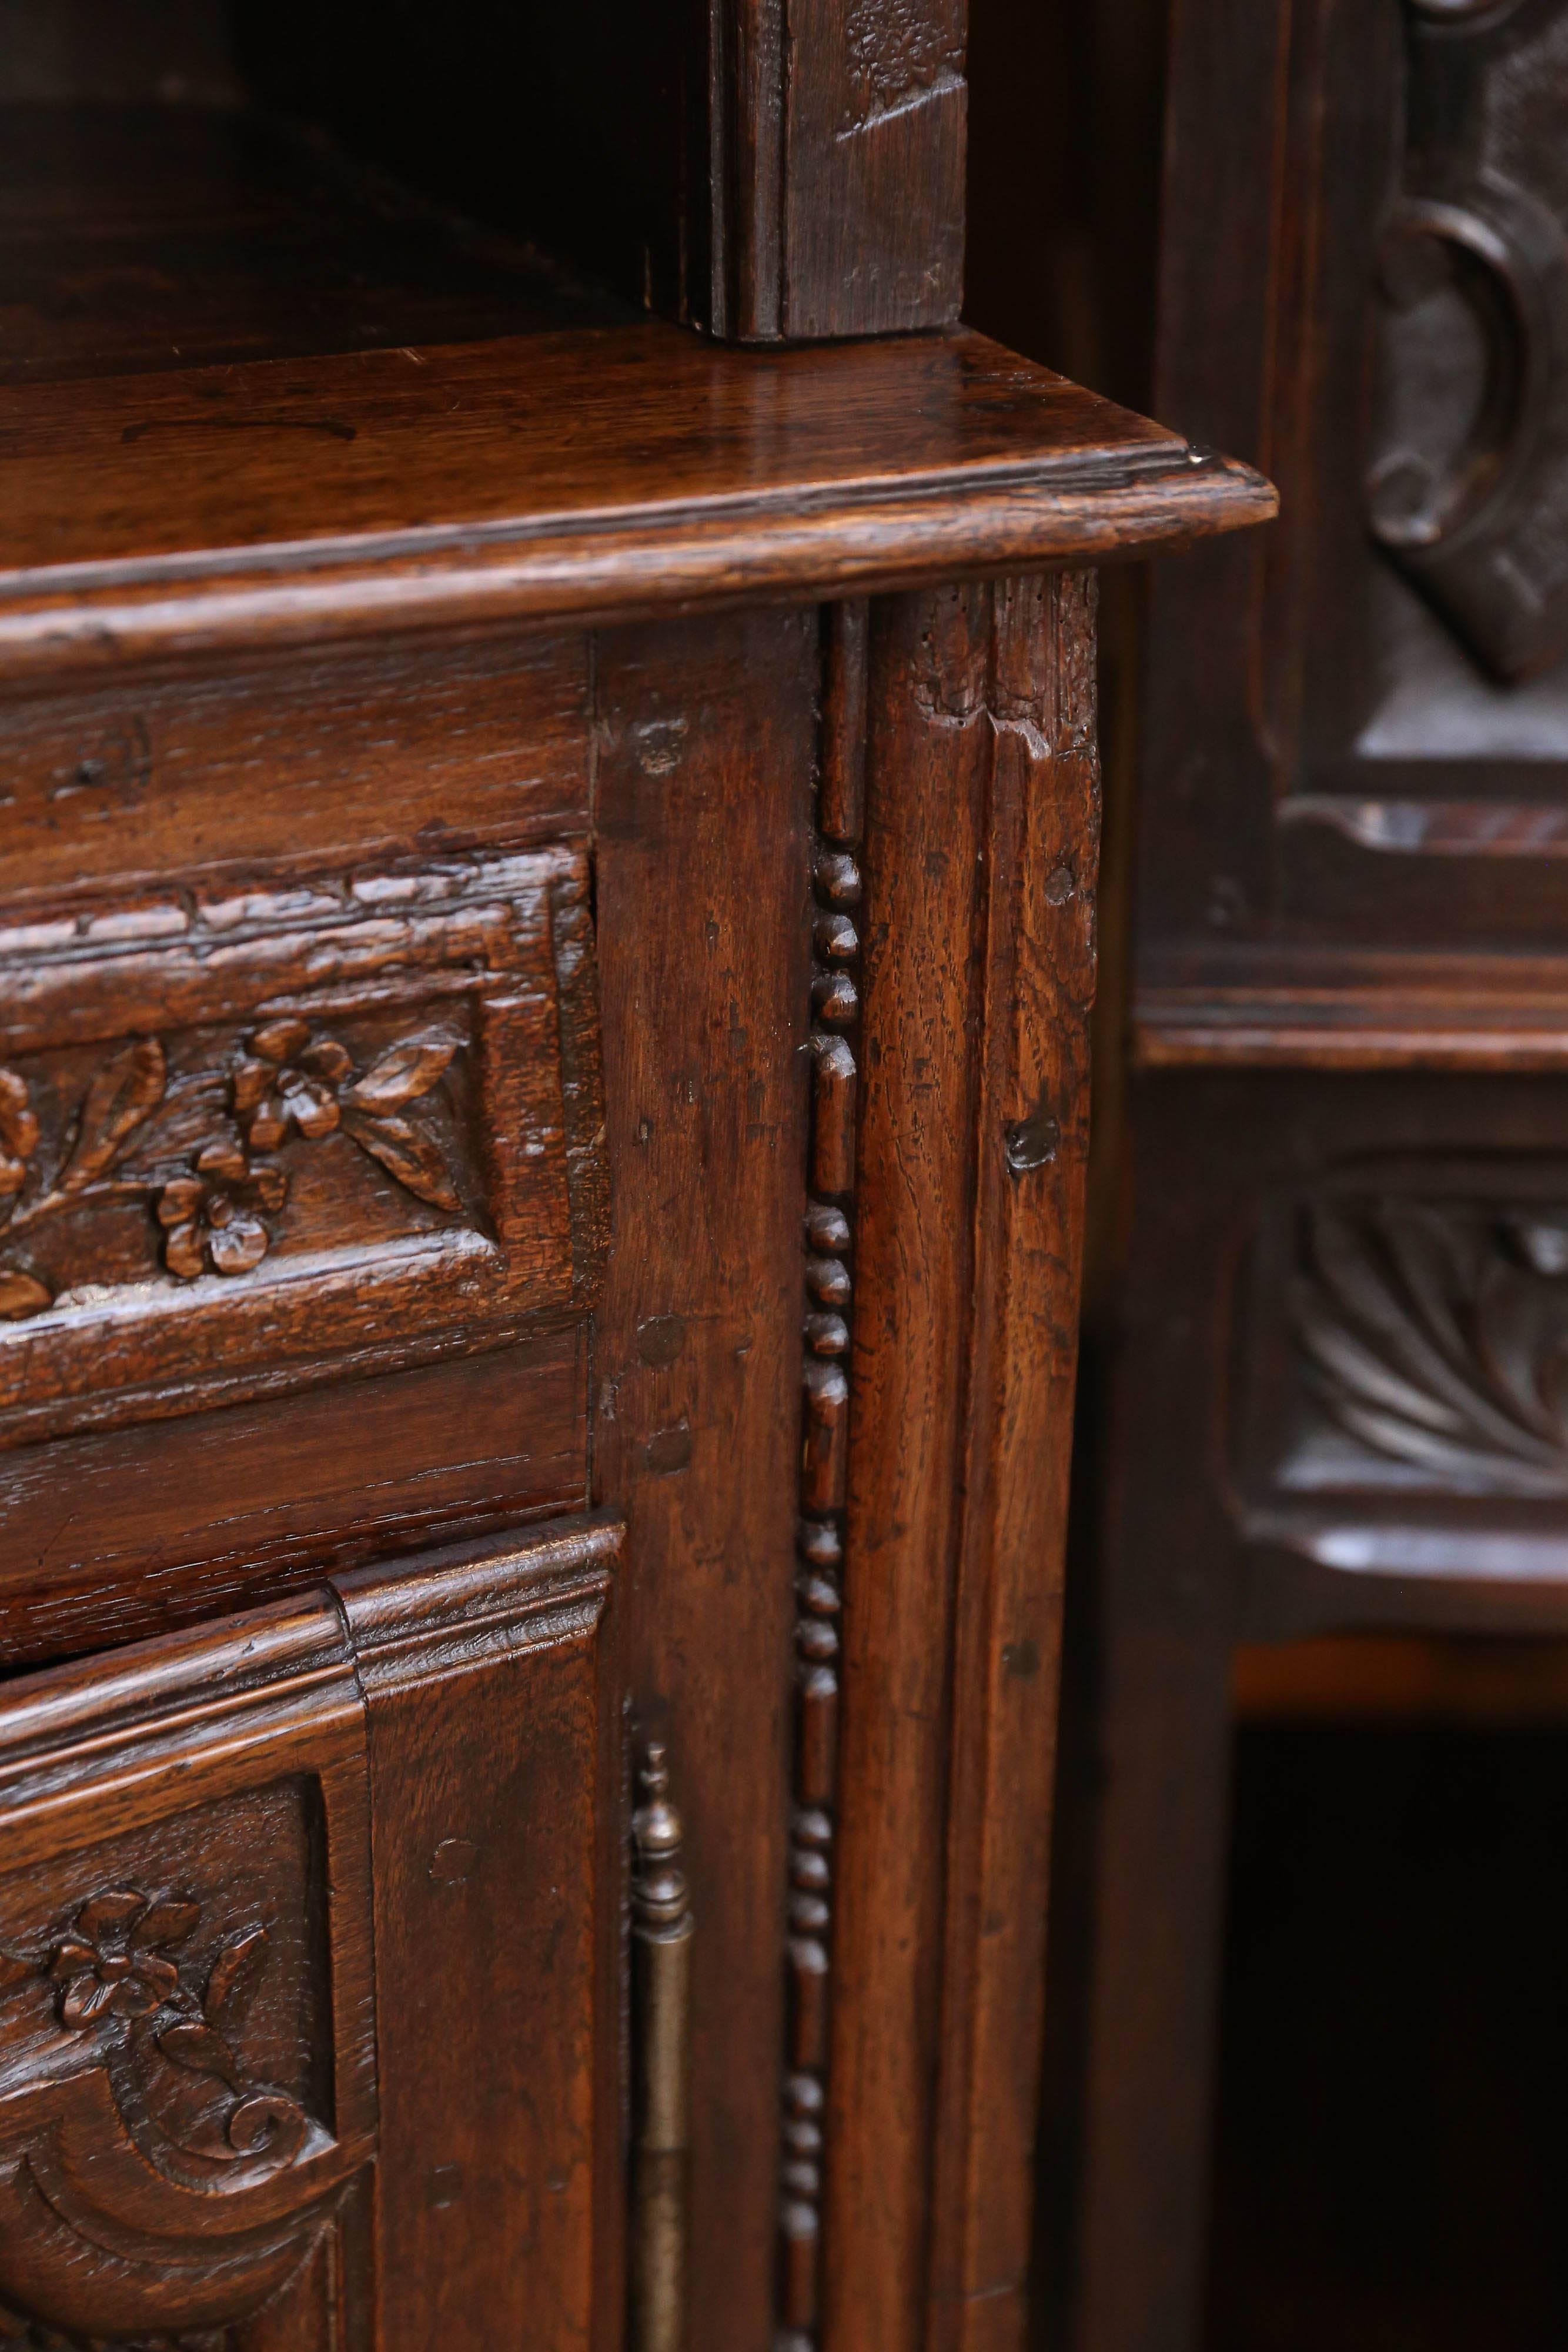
[233,1018,352,1149]
[50,1888,198,2029]
[158,1140,287,1279]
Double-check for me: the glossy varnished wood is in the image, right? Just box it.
[0,325,1271,682]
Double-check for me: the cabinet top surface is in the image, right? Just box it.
[0,105,1275,675]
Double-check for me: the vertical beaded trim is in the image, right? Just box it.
[777,602,868,2352]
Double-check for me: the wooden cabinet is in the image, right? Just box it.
[0,28,1270,2351]
[1071,6,1568,2350]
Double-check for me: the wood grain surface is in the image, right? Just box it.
[824,575,1100,2352]
[591,608,816,2352]
[0,326,1272,680]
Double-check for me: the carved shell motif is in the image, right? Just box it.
[1295,1198,1568,1491]
[0,1020,463,1322]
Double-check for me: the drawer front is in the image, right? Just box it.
[0,844,607,1448]
[0,635,590,901]
[0,1514,619,2350]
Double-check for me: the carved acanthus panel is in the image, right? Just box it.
[1294,1191,1568,1491]
[1366,0,1568,677]
[0,848,606,1446]
[0,1596,376,2350]
[1236,1158,1568,1526]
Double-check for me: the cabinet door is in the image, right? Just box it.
[0,1514,620,2351]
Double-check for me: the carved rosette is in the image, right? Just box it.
[777,604,867,2352]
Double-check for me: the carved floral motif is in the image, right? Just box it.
[1296,1197,1568,1489]
[0,1883,308,2174]
[233,1020,349,1148]
[0,1017,464,1321]
[50,1888,195,2026]
[157,1144,287,1281]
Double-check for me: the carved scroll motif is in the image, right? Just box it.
[1365,0,1568,676]
[1295,1190,1568,1491]
[776,603,867,2352]
[0,1752,373,2349]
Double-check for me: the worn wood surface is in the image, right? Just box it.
[823,575,1100,2352]
[778,0,967,339]
[0,101,628,384]
[0,113,1271,678]
[927,573,1100,2352]
[592,609,815,2352]
[0,1331,587,1668]
[0,631,590,902]
[339,1521,618,2352]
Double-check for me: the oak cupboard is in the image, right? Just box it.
[0,16,1271,2348]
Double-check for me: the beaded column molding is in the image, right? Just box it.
[777,602,868,2352]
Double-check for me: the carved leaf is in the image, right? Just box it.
[346,1031,459,1114]
[131,1953,180,1998]
[0,1070,37,1165]
[205,1925,268,2023]
[0,1268,49,1319]
[132,1899,199,1951]
[0,1947,33,1992]
[59,1038,166,1191]
[158,2018,239,2085]
[342,1108,462,1211]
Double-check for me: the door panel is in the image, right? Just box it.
[0,1514,618,2350]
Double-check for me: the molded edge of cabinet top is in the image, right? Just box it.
[0,325,1276,678]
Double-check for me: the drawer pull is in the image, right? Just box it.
[630,1742,694,2352]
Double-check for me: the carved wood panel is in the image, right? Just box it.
[0,848,606,1448]
[1135,0,1568,993]
[1224,1144,1568,1588]
[1367,0,1568,680]
[1233,1155,1568,1509]
[0,1595,375,2348]
[0,1512,620,2350]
